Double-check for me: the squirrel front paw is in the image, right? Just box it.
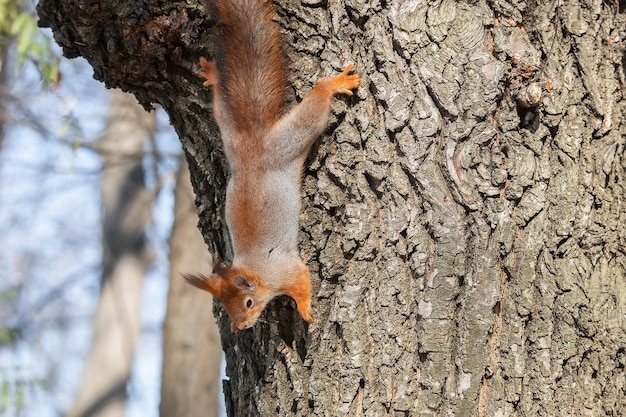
[298,303,314,324]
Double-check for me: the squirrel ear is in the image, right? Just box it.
[233,275,256,290]
[183,273,225,298]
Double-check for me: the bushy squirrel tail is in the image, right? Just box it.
[213,0,287,133]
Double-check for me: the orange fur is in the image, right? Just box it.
[191,0,360,332]
[214,0,286,134]
[184,265,273,332]
[279,265,313,323]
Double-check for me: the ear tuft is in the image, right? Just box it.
[182,273,224,297]
[183,273,208,288]
[234,275,255,289]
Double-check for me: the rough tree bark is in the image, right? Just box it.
[160,155,222,417]
[38,0,626,416]
[65,89,155,417]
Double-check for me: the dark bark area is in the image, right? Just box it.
[38,0,626,416]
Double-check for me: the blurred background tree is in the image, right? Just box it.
[0,1,223,416]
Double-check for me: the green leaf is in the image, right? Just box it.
[0,0,60,86]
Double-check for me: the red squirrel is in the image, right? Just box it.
[185,0,360,332]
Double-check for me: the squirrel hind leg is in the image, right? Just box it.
[198,57,218,87]
[334,64,361,96]
[314,64,361,97]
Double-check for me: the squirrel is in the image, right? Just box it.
[184,0,360,332]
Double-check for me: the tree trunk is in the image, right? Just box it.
[160,155,222,417]
[65,89,155,417]
[38,1,626,416]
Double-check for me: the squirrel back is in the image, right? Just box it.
[214,0,286,133]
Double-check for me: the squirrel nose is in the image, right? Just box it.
[234,322,249,332]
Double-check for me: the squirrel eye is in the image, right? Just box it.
[245,298,253,308]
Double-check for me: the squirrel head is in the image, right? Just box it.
[183,263,273,332]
